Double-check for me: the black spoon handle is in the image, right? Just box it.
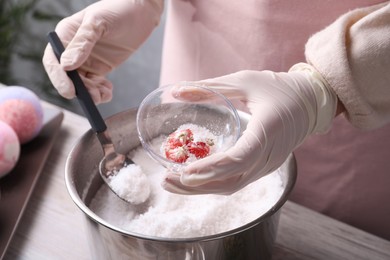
[47,31,107,133]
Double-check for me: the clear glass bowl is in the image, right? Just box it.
[136,83,241,171]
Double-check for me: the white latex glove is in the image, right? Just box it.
[42,0,163,103]
[162,63,338,195]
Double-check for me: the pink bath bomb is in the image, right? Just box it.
[0,86,44,144]
[0,120,21,178]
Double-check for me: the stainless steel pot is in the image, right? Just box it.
[65,108,297,260]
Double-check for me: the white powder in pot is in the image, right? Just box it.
[89,143,285,238]
[107,164,151,205]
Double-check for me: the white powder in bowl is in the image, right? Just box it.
[90,143,285,239]
[160,123,221,163]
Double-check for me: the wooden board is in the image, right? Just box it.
[0,107,64,259]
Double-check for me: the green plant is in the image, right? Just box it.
[0,0,84,107]
[0,0,39,84]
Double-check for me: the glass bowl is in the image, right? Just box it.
[136,83,241,171]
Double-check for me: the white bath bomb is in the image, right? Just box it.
[0,86,44,144]
[0,120,21,178]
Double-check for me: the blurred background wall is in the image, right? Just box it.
[1,0,166,118]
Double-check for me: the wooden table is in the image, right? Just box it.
[3,102,390,260]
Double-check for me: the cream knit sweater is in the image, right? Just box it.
[305,2,390,129]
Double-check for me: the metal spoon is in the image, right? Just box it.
[47,31,133,202]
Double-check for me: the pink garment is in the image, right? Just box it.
[160,0,390,240]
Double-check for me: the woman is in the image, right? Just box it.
[43,0,390,240]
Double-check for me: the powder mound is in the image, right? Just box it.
[90,142,284,238]
[108,164,151,205]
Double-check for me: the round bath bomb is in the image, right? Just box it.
[0,120,21,178]
[0,86,44,144]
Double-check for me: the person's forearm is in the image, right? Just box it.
[305,2,390,129]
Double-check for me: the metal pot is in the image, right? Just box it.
[65,108,297,260]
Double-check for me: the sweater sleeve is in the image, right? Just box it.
[304,1,390,130]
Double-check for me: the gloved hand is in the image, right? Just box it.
[42,0,163,103]
[162,63,338,195]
